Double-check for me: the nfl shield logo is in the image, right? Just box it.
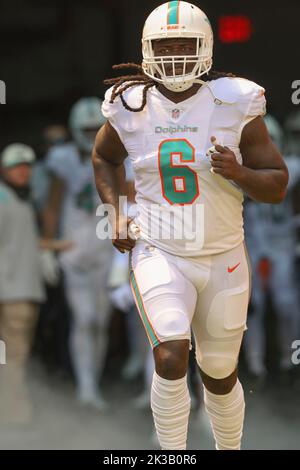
[171,108,180,119]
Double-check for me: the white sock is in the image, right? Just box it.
[203,379,245,450]
[151,371,191,450]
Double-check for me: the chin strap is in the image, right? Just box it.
[163,80,195,93]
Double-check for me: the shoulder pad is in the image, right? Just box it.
[207,77,265,106]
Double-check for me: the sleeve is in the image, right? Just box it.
[102,87,124,141]
[238,80,267,139]
[102,85,144,138]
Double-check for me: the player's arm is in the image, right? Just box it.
[238,116,288,202]
[92,121,136,252]
[211,117,288,203]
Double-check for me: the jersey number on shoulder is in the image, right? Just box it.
[158,139,199,205]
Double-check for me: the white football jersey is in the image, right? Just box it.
[102,77,266,257]
[46,142,99,238]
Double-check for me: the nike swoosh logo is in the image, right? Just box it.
[228,262,240,273]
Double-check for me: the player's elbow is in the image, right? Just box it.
[252,171,288,204]
[267,167,289,204]
[270,180,288,204]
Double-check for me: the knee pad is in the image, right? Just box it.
[196,346,239,379]
[153,307,191,339]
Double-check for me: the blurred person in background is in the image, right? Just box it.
[284,110,300,157]
[284,110,300,286]
[243,114,300,384]
[31,124,72,374]
[32,124,71,287]
[42,98,112,410]
[0,144,69,424]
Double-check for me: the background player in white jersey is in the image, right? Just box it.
[284,110,300,271]
[43,97,112,409]
[92,2,288,449]
[244,115,300,380]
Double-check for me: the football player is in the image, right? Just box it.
[92,1,288,449]
[43,98,112,409]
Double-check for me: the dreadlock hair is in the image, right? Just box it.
[104,63,235,113]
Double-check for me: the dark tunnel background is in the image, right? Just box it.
[0,0,299,153]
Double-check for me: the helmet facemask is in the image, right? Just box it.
[142,35,213,92]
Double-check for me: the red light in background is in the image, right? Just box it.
[218,15,253,44]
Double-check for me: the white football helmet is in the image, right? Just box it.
[142,1,213,92]
[69,97,105,153]
[264,114,284,151]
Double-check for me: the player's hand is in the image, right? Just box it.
[39,250,60,287]
[112,215,140,253]
[209,136,242,180]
